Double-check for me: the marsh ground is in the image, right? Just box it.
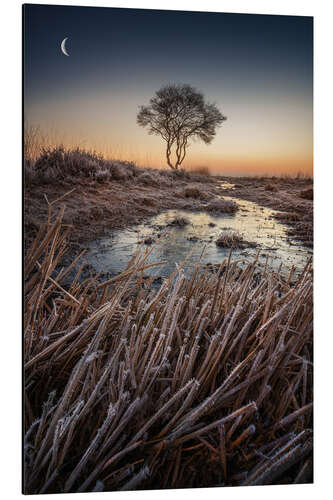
[219,175,313,247]
[24,166,313,254]
[23,160,313,493]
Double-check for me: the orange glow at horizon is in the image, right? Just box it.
[25,85,313,177]
[24,6,312,178]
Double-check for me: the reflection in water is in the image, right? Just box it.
[86,197,312,280]
[219,181,236,190]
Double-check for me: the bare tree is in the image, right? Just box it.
[137,84,226,170]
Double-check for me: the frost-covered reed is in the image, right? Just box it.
[24,207,313,493]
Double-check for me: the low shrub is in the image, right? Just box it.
[34,146,104,177]
[184,185,201,198]
[27,146,138,184]
[171,168,191,180]
[94,168,111,183]
[109,163,133,181]
[138,171,161,187]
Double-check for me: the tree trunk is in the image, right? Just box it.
[166,142,176,169]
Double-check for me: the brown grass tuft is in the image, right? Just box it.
[264,183,279,192]
[215,230,253,249]
[167,216,190,226]
[184,185,201,198]
[206,198,238,213]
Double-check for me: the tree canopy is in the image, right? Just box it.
[137,84,227,170]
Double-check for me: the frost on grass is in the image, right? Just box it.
[264,183,279,192]
[23,211,313,493]
[184,185,201,199]
[25,146,139,184]
[206,197,238,213]
[216,230,255,249]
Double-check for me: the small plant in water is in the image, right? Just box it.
[216,230,248,248]
[168,216,190,226]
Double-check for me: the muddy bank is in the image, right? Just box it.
[24,174,220,250]
[217,176,313,247]
[24,172,313,256]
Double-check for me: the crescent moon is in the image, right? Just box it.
[61,37,70,57]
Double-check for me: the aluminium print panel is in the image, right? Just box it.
[23,3,313,494]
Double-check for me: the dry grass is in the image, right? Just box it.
[215,231,253,249]
[137,171,161,187]
[184,185,202,199]
[206,198,239,214]
[24,145,215,194]
[24,208,313,493]
[24,147,221,249]
[25,146,139,185]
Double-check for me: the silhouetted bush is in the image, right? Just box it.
[25,146,138,185]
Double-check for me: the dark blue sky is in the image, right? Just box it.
[24,4,313,174]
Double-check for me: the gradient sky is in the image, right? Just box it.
[24,5,313,175]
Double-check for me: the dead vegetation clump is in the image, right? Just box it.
[26,146,139,185]
[215,230,253,249]
[183,184,210,199]
[184,185,201,198]
[24,209,313,493]
[206,197,239,213]
[167,216,190,226]
[187,166,215,183]
[137,171,163,187]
